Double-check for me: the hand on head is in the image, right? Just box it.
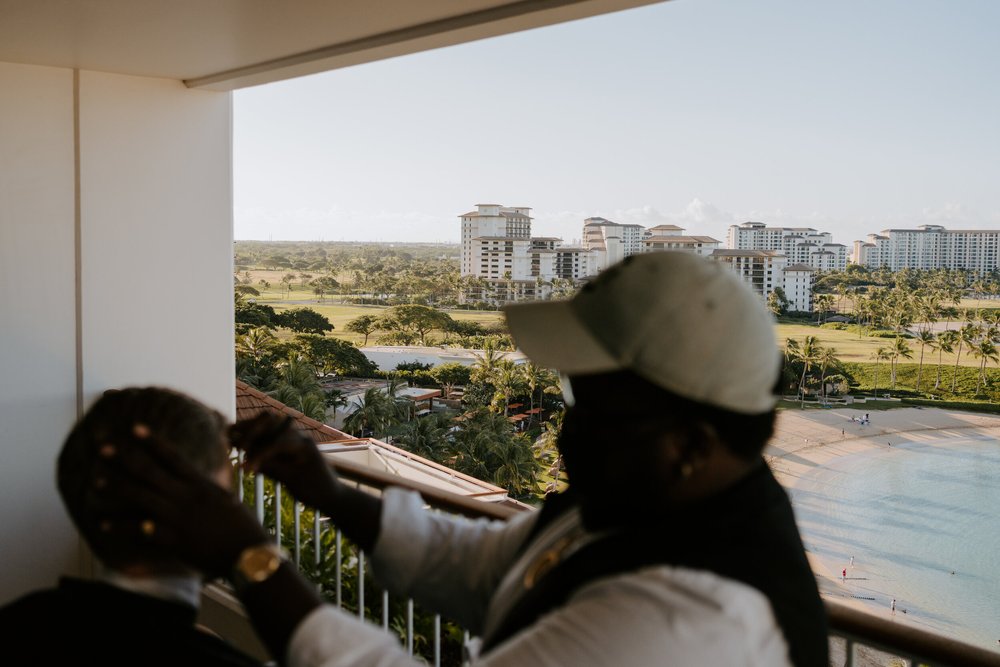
[228,413,342,511]
[90,423,269,578]
[90,412,344,578]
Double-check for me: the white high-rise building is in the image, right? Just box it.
[643,235,721,256]
[460,204,532,280]
[460,204,606,302]
[852,225,1000,273]
[582,217,645,271]
[727,222,848,271]
[709,249,812,312]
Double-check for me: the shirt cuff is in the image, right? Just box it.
[287,605,404,667]
[370,487,431,596]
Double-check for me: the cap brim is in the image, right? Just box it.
[503,299,621,374]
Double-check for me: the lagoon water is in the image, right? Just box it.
[790,436,1000,648]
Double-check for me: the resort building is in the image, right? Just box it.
[851,225,1000,273]
[582,216,645,271]
[709,249,813,312]
[643,234,721,256]
[460,204,533,280]
[460,205,611,301]
[727,221,848,271]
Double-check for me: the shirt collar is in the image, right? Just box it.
[100,569,202,609]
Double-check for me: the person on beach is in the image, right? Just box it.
[92,253,830,667]
[842,568,847,581]
[850,556,854,567]
[891,599,896,614]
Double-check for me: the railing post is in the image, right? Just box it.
[335,529,342,608]
[236,454,244,502]
[274,483,282,545]
[407,598,414,656]
[434,613,441,667]
[382,590,390,631]
[293,502,301,568]
[254,475,264,523]
[358,550,365,620]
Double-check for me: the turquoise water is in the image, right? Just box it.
[790,436,1000,649]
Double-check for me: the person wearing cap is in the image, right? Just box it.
[98,252,828,666]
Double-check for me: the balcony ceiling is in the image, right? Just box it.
[0,0,665,91]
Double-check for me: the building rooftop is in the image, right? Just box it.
[711,249,785,257]
[236,380,353,443]
[644,235,720,244]
[647,224,685,231]
[471,236,527,241]
[784,263,816,272]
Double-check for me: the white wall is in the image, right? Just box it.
[79,72,234,412]
[0,62,234,602]
[0,62,80,596]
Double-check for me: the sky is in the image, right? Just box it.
[233,0,1000,247]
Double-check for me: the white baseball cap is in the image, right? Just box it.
[503,252,781,414]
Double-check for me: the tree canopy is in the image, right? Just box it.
[276,307,335,334]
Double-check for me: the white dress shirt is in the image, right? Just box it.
[288,487,791,667]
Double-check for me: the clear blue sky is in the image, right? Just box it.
[234,0,1000,247]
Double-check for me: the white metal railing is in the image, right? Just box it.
[242,459,464,665]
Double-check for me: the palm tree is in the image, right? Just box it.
[889,337,913,390]
[471,338,504,385]
[520,362,544,425]
[450,410,538,497]
[913,330,935,392]
[788,336,821,405]
[871,347,890,397]
[384,373,412,422]
[343,388,395,437]
[390,414,450,460]
[814,293,835,324]
[490,360,527,416]
[970,339,998,394]
[951,323,979,393]
[935,330,957,390]
[817,346,840,400]
[237,326,276,361]
[325,388,349,421]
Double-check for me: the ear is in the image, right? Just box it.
[658,422,718,479]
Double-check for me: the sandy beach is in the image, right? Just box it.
[767,405,1000,649]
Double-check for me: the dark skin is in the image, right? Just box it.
[95,414,380,660]
[96,383,759,662]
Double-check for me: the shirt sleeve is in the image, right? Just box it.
[368,487,537,633]
[288,605,417,667]
[287,566,791,667]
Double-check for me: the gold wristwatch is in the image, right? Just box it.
[232,543,286,589]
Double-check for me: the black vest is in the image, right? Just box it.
[481,463,829,667]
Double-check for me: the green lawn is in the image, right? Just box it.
[256,296,503,346]
[776,322,983,367]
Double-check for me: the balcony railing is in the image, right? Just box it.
[202,457,1000,667]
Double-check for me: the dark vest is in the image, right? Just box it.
[481,462,829,667]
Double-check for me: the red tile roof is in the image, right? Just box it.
[235,380,352,443]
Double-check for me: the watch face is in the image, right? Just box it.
[239,545,282,583]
